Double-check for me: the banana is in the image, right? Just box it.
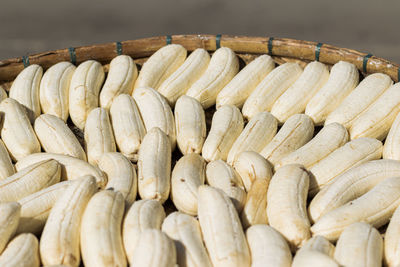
[384,112,400,160]
[186,47,239,108]
[334,222,383,267]
[34,114,86,161]
[174,95,206,155]
[0,98,41,161]
[309,159,400,222]
[137,127,171,203]
[122,199,166,265]
[308,137,383,196]
[275,122,349,169]
[299,235,335,257]
[0,86,7,102]
[216,54,275,108]
[0,233,40,267]
[202,105,244,162]
[0,159,60,202]
[110,94,146,161]
[240,178,269,229]
[39,61,76,121]
[84,107,116,165]
[98,152,137,206]
[133,86,176,150]
[232,151,273,192]
[0,139,15,179]
[100,55,138,109]
[206,160,247,212]
[16,181,71,235]
[130,229,176,267]
[69,60,105,130]
[0,202,20,253]
[40,176,97,267]
[385,204,400,267]
[260,114,314,166]
[162,211,212,267]
[171,153,206,216]
[197,185,251,267]
[292,250,339,267]
[9,64,42,123]
[305,61,359,125]
[325,73,393,128]
[242,62,303,120]
[158,48,210,105]
[311,176,400,241]
[15,153,107,188]
[266,164,310,250]
[246,224,292,267]
[271,61,329,123]
[80,190,126,267]
[134,44,187,90]
[227,111,278,165]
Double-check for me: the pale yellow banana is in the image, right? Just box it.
[216,54,275,108]
[197,185,251,267]
[0,139,15,179]
[267,164,310,250]
[158,48,210,105]
[385,204,400,267]
[81,190,126,267]
[186,47,239,108]
[384,112,400,160]
[271,61,329,123]
[9,64,42,123]
[39,61,76,121]
[242,62,303,120]
[299,235,335,257]
[246,224,292,267]
[134,44,187,90]
[227,111,277,165]
[0,202,20,253]
[260,114,314,166]
[202,105,244,162]
[34,114,86,161]
[100,55,138,109]
[171,153,206,215]
[292,250,339,267]
[69,60,105,130]
[0,86,7,102]
[110,94,146,161]
[174,95,206,155]
[162,211,212,267]
[40,176,97,267]
[0,98,41,161]
[275,122,348,169]
[0,233,40,267]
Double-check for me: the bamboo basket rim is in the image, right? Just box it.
[0,34,398,82]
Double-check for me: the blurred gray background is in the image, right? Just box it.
[1,0,399,62]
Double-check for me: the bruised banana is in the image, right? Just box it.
[384,112,400,160]
[385,204,400,267]
[0,202,20,254]
[186,47,239,108]
[0,233,40,267]
[0,139,15,179]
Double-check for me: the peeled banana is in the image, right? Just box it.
[240,178,269,228]
[0,233,40,267]
[292,236,338,267]
[299,235,335,257]
[383,112,400,160]
[385,204,400,267]
[0,202,20,253]
[0,139,15,180]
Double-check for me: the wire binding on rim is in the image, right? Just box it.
[216,34,221,49]
[116,42,123,55]
[68,47,76,65]
[363,53,373,73]
[315,43,323,61]
[268,37,274,55]
[22,56,30,68]
[166,35,172,45]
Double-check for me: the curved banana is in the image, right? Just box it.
[242,62,303,120]
[9,64,42,123]
[240,178,269,228]
[292,250,339,267]
[334,222,383,267]
[246,224,292,267]
[39,61,76,121]
[186,47,239,108]
[299,235,335,257]
[100,55,138,109]
[110,94,146,161]
[385,204,400,267]
[311,176,400,241]
[260,114,314,166]
[197,185,251,267]
[158,48,210,105]
[122,199,166,265]
[267,164,310,250]
[171,153,206,216]
[275,122,348,169]
[134,44,187,90]
[271,61,329,123]
[0,98,41,161]
[202,105,244,162]
[81,190,126,267]
[0,139,15,179]
[34,114,86,161]
[0,202,20,253]
[162,212,212,267]
[227,111,277,165]
[216,54,275,108]
[174,95,206,155]
[69,60,105,130]
[383,111,400,160]
[0,233,40,267]
[40,176,97,267]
